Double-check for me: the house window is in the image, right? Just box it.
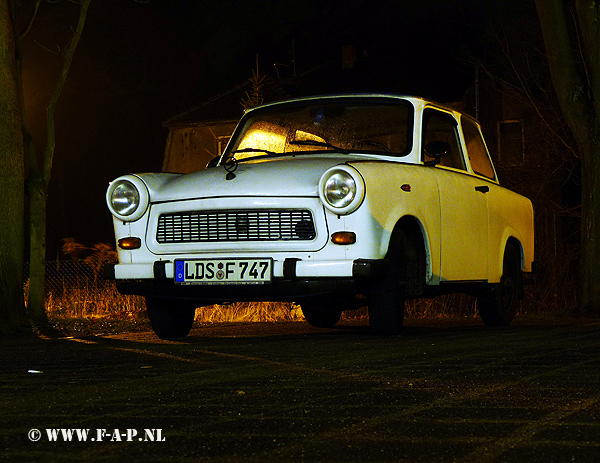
[217,136,231,156]
[497,120,524,166]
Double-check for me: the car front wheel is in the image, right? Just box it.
[300,299,344,328]
[368,232,411,336]
[368,269,405,335]
[145,297,196,339]
[477,244,521,327]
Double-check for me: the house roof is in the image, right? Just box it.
[163,53,471,129]
[163,75,292,128]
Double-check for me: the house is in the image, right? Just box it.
[162,76,291,173]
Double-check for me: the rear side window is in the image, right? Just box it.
[462,119,496,180]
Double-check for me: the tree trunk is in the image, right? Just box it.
[0,1,28,333]
[25,0,91,327]
[579,135,600,313]
[27,175,48,326]
[535,0,600,314]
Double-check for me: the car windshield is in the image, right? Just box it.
[226,98,413,161]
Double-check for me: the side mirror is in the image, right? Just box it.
[423,141,451,166]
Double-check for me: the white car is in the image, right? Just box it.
[105,95,534,338]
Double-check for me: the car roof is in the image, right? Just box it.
[245,94,472,121]
[248,94,440,110]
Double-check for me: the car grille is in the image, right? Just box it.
[156,209,316,243]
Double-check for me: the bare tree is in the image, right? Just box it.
[0,1,28,333]
[240,55,265,110]
[535,0,600,313]
[21,0,90,330]
[0,0,91,333]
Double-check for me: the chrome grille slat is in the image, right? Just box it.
[156,209,316,243]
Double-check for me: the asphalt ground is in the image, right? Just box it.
[1,316,600,462]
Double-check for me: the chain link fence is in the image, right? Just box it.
[24,260,107,296]
[23,260,145,317]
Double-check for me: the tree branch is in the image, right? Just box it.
[43,0,91,185]
[18,0,41,40]
[535,0,590,143]
[575,0,600,118]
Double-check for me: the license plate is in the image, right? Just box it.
[174,259,272,285]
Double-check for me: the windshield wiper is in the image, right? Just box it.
[289,139,350,154]
[232,147,280,157]
[290,139,409,157]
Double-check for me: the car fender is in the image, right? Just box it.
[350,161,441,285]
[487,186,535,281]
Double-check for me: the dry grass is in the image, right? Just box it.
[34,277,482,325]
[407,293,479,318]
[46,285,146,319]
[35,238,577,329]
[194,302,304,323]
[26,278,302,323]
[24,280,145,320]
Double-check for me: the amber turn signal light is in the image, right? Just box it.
[331,231,356,245]
[118,237,141,249]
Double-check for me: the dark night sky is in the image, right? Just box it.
[17,0,533,257]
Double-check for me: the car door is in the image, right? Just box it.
[461,116,508,282]
[422,109,489,282]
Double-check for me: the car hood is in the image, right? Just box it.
[137,155,371,202]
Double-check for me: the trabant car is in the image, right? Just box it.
[105,95,534,338]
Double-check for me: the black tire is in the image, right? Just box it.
[477,244,521,327]
[300,299,343,328]
[368,232,411,336]
[145,297,196,339]
[368,282,405,335]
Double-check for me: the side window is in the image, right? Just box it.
[422,109,466,170]
[462,119,496,180]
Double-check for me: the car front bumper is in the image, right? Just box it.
[105,258,388,304]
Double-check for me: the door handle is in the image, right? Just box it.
[475,185,489,193]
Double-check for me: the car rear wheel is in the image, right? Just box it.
[300,299,344,328]
[477,244,521,327]
[145,297,196,339]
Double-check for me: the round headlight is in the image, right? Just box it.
[324,172,356,208]
[318,166,365,215]
[106,175,149,222]
[111,181,139,216]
